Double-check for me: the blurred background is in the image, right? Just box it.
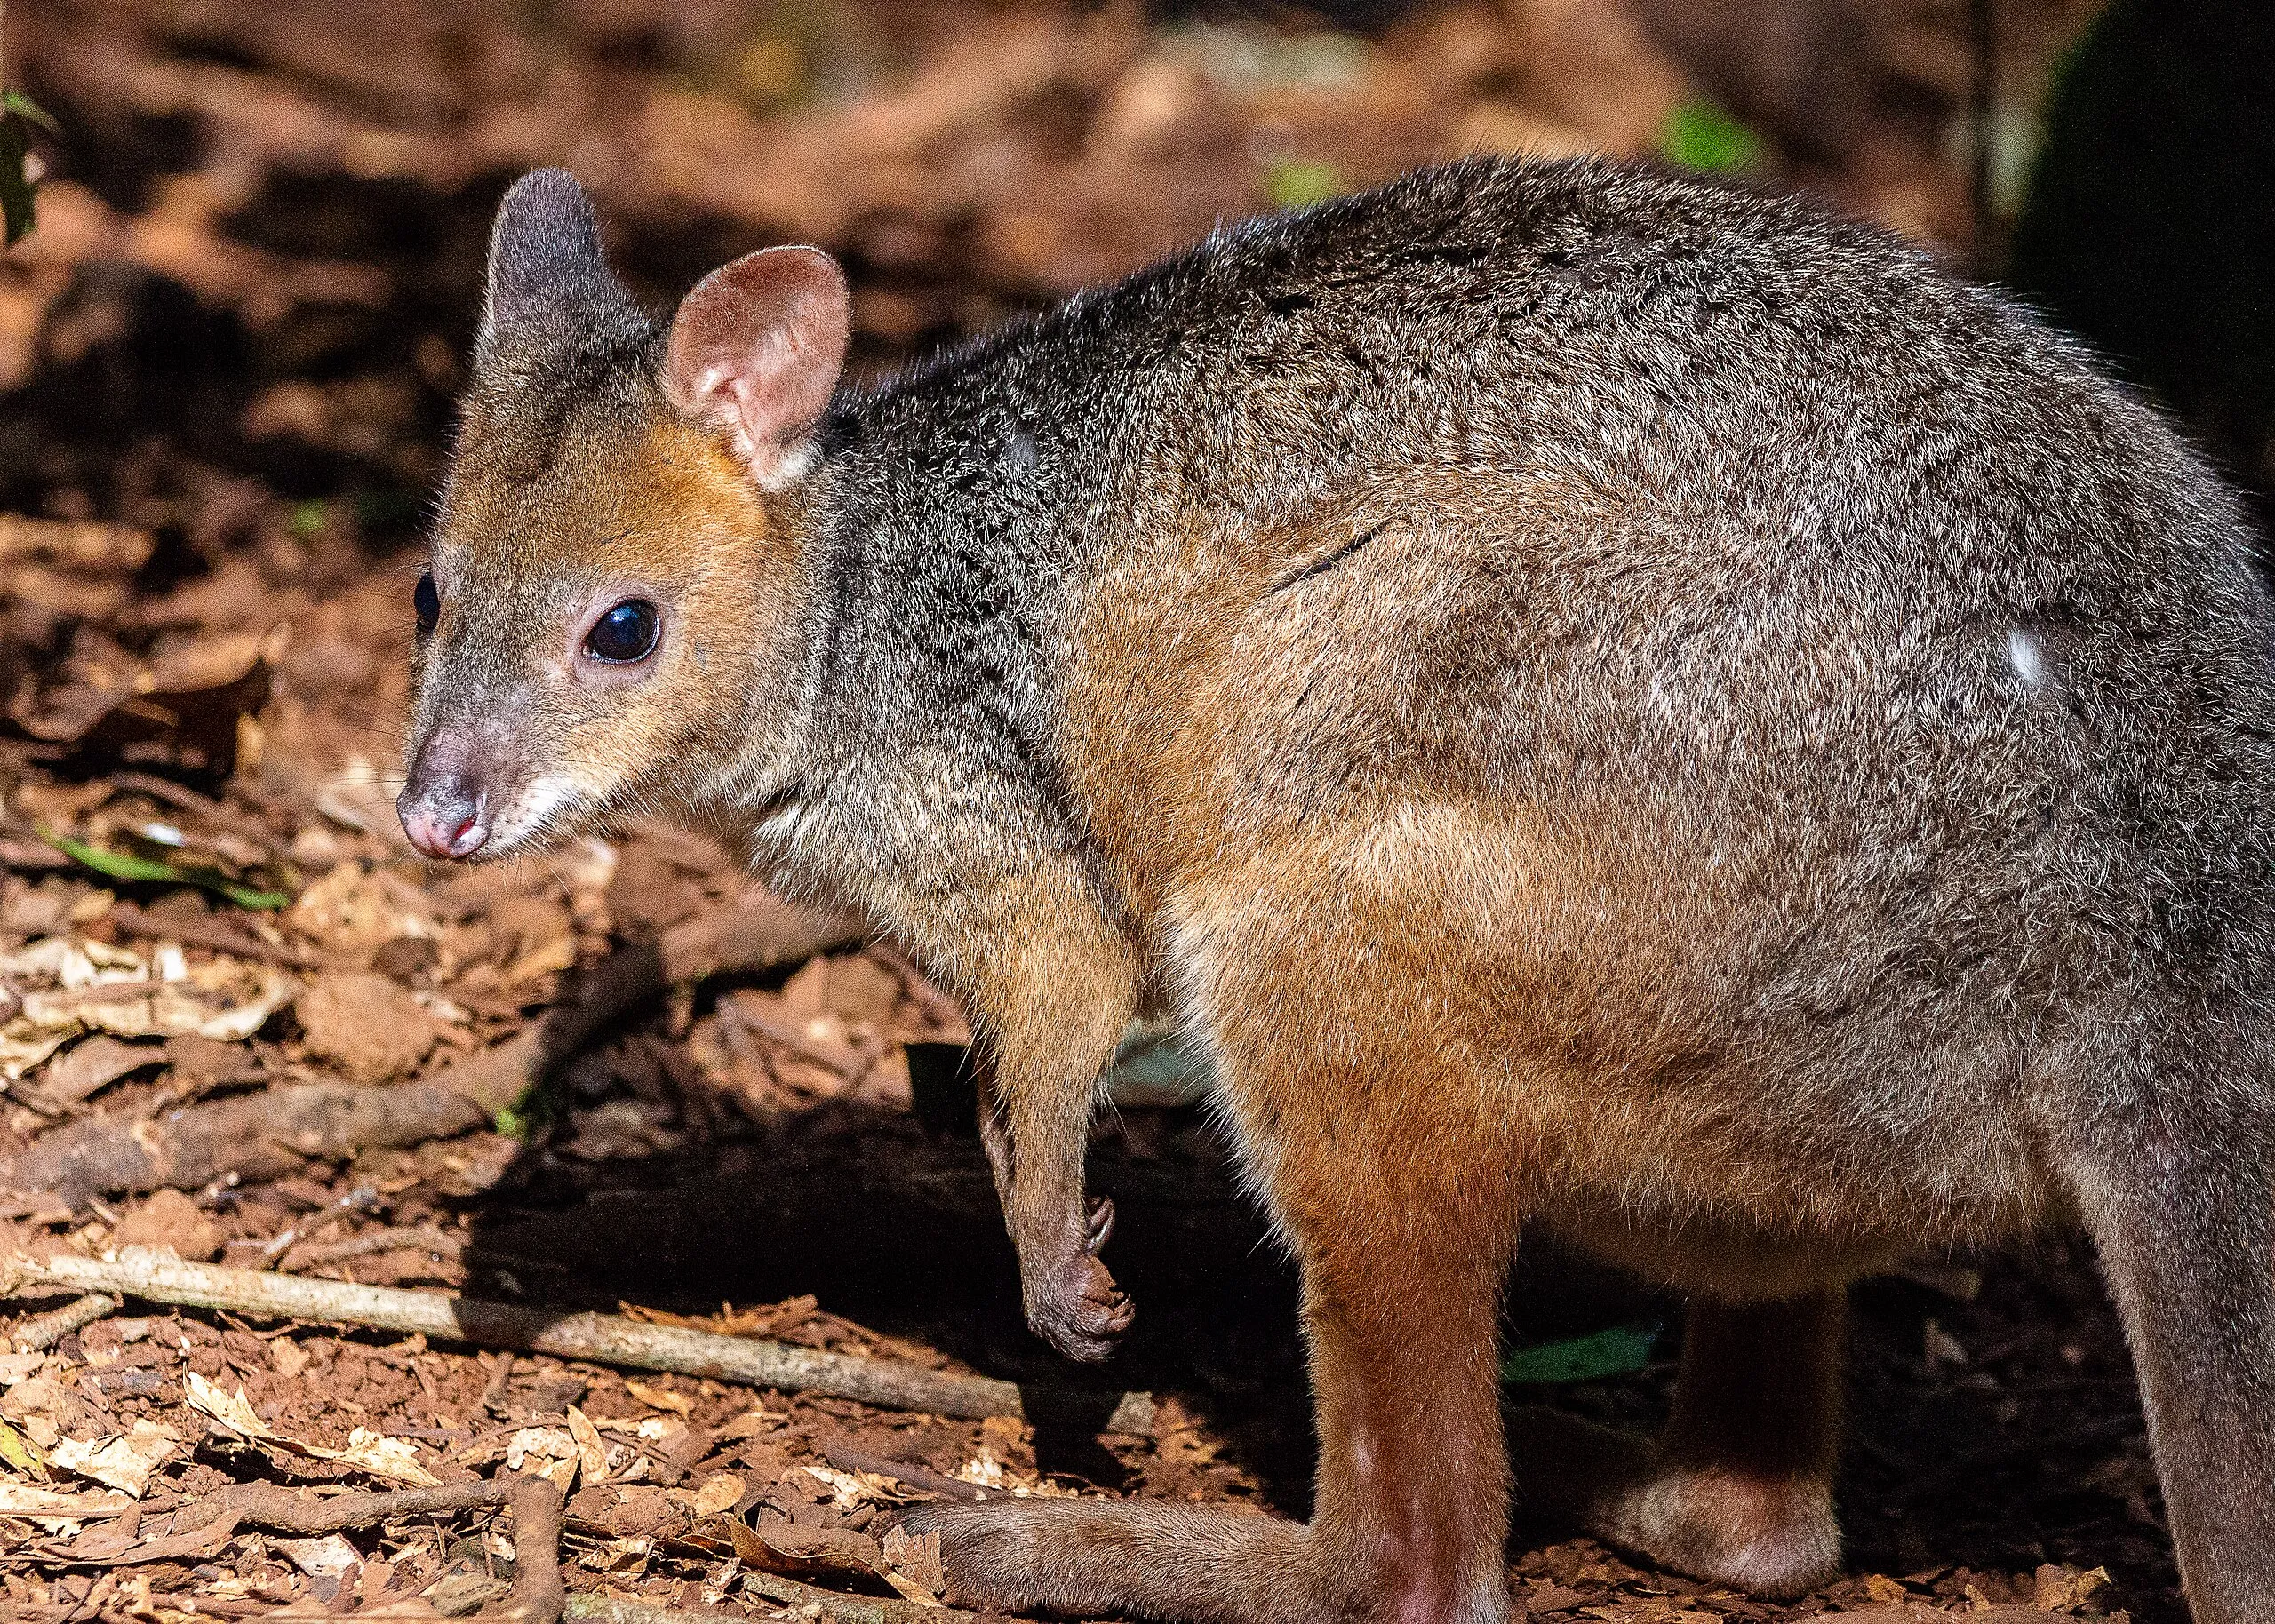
[1,8,2271,1622]
[4,0,2271,553]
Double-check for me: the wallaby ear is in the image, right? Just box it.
[480,168,643,369]
[664,246,851,489]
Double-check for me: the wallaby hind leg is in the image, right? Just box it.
[1512,1292,1844,1598]
[907,1061,1520,1622]
[2061,1068,2275,1624]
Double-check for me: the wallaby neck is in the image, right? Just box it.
[716,362,1130,934]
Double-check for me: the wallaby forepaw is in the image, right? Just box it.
[1028,1246,1135,1362]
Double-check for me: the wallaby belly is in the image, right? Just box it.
[1066,454,2259,1262]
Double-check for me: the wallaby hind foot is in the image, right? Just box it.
[1511,1294,1845,1600]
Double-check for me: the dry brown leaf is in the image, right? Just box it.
[2031,1565,2111,1612]
[48,1420,182,1496]
[287,863,436,959]
[35,1034,165,1106]
[566,1405,612,1485]
[690,1473,745,1517]
[621,1377,693,1417]
[505,1424,579,1492]
[274,1532,362,1580]
[0,1481,135,1531]
[184,1371,440,1486]
[0,935,293,1078]
[10,630,276,778]
[882,1524,947,1599]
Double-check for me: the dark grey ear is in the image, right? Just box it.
[477,169,643,369]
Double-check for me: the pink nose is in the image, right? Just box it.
[399,800,489,860]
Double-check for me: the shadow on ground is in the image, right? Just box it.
[451,1057,2183,1621]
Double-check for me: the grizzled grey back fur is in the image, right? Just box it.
[763,156,2275,1020]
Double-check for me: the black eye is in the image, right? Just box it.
[584,599,659,663]
[413,571,440,633]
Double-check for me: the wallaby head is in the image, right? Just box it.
[399,169,851,861]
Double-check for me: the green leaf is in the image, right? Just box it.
[0,1413,48,1477]
[0,115,33,247]
[492,1078,558,1140]
[1265,156,1344,211]
[3,91,60,134]
[42,831,291,910]
[1663,100,1763,175]
[0,92,59,246]
[1501,1324,1658,1385]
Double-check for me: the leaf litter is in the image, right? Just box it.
[0,0,2167,1619]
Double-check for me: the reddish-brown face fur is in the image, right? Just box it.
[406,402,811,856]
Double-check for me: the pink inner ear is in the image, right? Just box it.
[665,246,851,480]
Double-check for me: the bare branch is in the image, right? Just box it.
[7,1248,1031,1420]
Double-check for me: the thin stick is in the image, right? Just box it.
[818,1442,986,1501]
[6,1249,1029,1420]
[563,1599,743,1624]
[738,1572,979,1624]
[8,1291,117,1351]
[286,1223,464,1270]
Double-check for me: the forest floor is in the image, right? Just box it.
[0,0,2179,1620]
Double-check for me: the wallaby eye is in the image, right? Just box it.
[413,572,440,633]
[584,598,660,663]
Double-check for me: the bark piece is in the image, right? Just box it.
[296,970,436,1081]
[7,1291,118,1352]
[108,1187,226,1261]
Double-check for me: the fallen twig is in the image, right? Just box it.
[738,1572,980,1624]
[7,1290,117,1351]
[818,1442,986,1502]
[106,898,332,970]
[43,1475,563,1624]
[286,1222,465,1270]
[260,1182,379,1263]
[4,1076,499,1212]
[566,1580,982,1624]
[562,1599,743,1624]
[6,1249,1030,1420]
[1,896,860,1207]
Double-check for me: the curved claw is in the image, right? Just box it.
[1029,1248,1136,1363]
[1085,1195,1116,1254]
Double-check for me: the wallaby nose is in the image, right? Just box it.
[398,773,490,860]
